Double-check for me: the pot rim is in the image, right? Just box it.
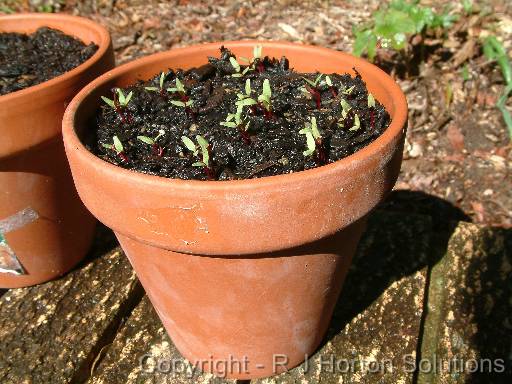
[0,13,111,104]
[63,40,407,191]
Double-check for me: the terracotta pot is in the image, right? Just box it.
[0,14,114,288]
[63,41,407,379]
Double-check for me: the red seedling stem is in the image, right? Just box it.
[370,109,375,130]
[306,85,322,109]
[118,152,129,163]
[204,166,216,180]
[257,61,265,73]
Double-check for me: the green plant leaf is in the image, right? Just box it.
[302,76,317,87]
[253,45,263,59]
[113,135,124,153]
[368,93,376,108]
[144,86,159,92]
[236,98,257,107]
[101,96,115,108]
[159,72,166,89]
[171,100,186,107]
[116,89,126,105]
[310,116,321,139]
[220,121,237,128]
[245,79,251,95]
[229,57,240,72]
[175,78,185,93]
[196,135,209,166]
[181,136,196,152]
[124,91,133,106]
[192,161,205,167]
[262,79,271,98]
[137,136,155,145]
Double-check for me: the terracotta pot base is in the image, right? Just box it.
[117,216,366,379]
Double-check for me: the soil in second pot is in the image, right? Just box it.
[0,27,98,95]
[91,47,391,180]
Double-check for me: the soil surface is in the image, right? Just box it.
[0,27,98,95]
[93,47,390,180]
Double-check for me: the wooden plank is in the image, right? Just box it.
[0,227,144,384]
[418,223,512,384]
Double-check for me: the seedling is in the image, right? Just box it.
[137,129,166,156]
[301,73,326,109]
[229,56,251,78]
[299,116,326,164]
[145,72,167,95]
[101,88,134,124]
[221,81,253,144]
[101,88,133,109]
[167,77,195,116]
[239,45,264,73]
[257,79,273,115]
[367,93,376,130]
[102,135,129,162]
[181,135,215,179]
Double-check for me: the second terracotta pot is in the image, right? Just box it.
[63,41,407,379]
[0,14,114,287]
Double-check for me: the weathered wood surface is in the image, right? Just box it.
[418,223,512,384]
[0,228,144,384]
[0,213,510,384]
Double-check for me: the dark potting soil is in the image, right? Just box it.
[92,47,391,181]
[0,27,98,95]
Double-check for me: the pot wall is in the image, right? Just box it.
[0,14,115,287]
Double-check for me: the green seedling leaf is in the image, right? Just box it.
[192,161,205,167]
[102,143,114,150]
[325,76,332,86]
[245,79,251,95]
[137,136,155,145]
[229,57,241,72]
[299,128,316,157]
[302,77,316,87]
[253,45,263,59]
[220,121,237,128]
[196,135,209,166]
[343,85,355,95]
[340,98,351,117]
[145,86,159,92]
[181,136,197,153]
[368,93,376,108]
[124,91,133,106]
[236,98,257,107]
[262,79,271,98]
[349,114,361,131]
[310,116,321,139]
[171,100,186,107]
[113,135,124,153]
[116,89,126,105]
[159,72,166,89]
[185,100,194,107]
[101,96,115,108]
[175,78,185,93]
